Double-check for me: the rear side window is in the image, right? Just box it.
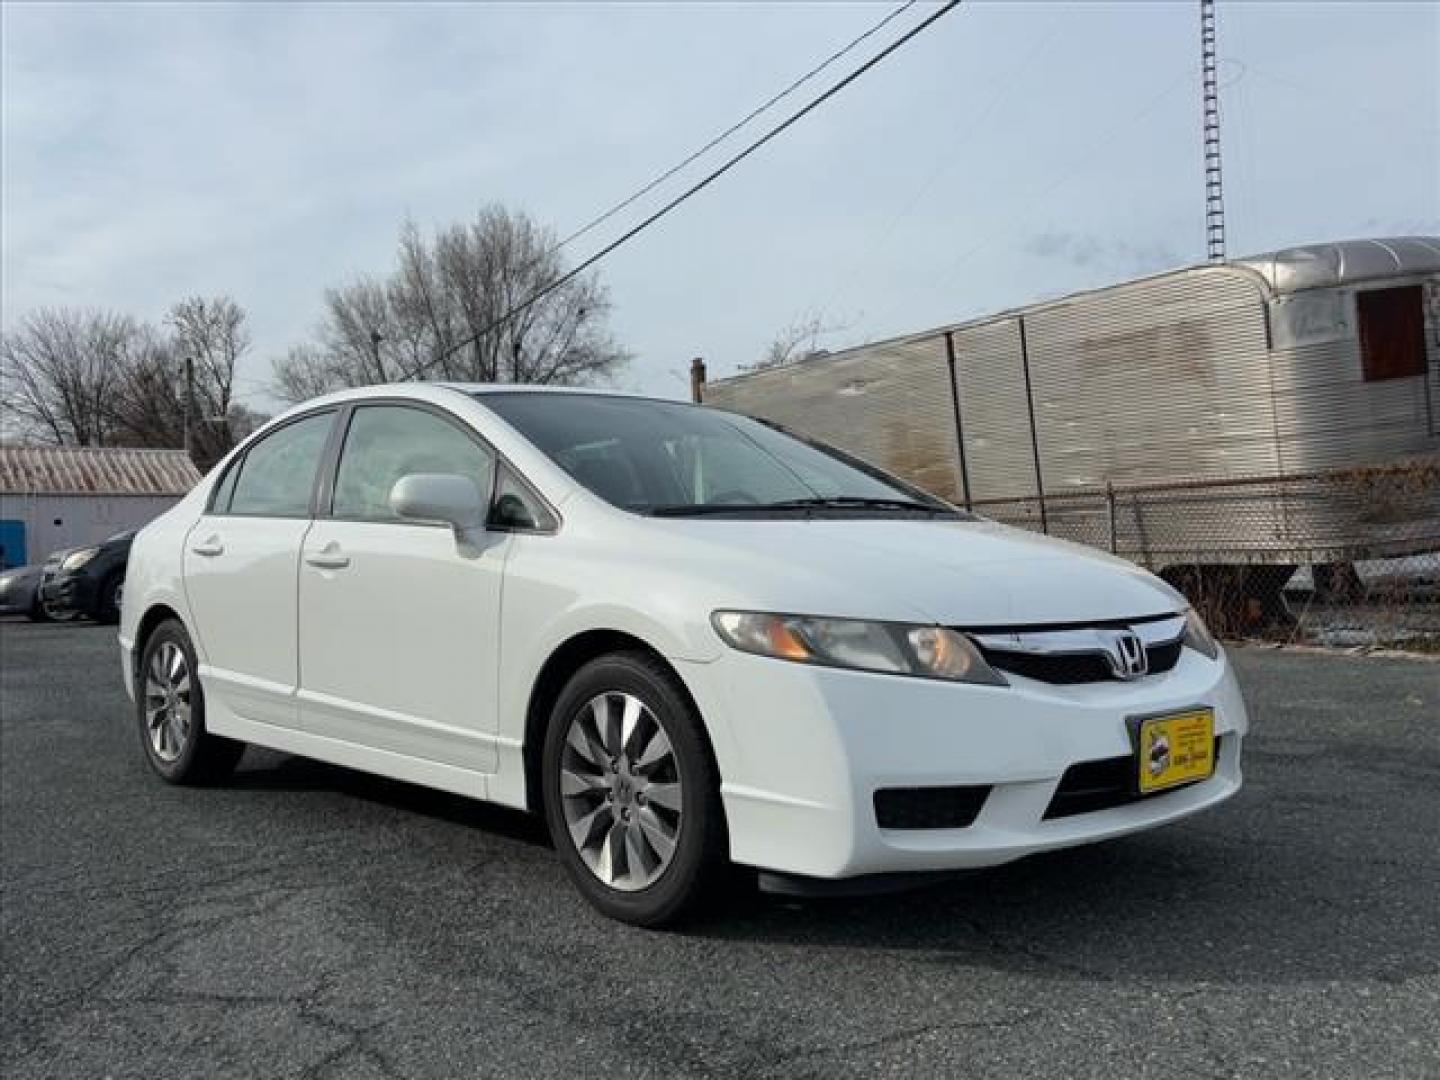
[227,412,334,517]
[332,405,495,521]
[1357,285,1428,381]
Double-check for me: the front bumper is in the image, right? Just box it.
[39,568,99,617]
[678,644,1247,880]
[0,576,31,614]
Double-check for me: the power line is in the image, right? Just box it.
[867,70,1190,331]
[555,0,919,254]
[406,0,963,381]
[810,20,1062,323]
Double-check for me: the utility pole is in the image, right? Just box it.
[690,357,707,403]
[182,355,195,459]
[1200,0,1226,262]
[369,330,385,381]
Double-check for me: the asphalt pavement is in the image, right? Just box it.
[1,619,1437,1079]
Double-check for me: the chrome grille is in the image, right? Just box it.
[966,614,1187,685]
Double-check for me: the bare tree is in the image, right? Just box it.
[272,205,629,401]
[0,308,136,444]
[744,310,843,373]
[2,296,258,470]
[160,295,250,465]
[106,326,186,451]
[271,344,344,406]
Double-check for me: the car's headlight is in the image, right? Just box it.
[1182,607,1220,659]
[61,547,99,572]
[711,611,1006,685]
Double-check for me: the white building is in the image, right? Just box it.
[0,445,201,569]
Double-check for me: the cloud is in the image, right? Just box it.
[1022,230,1185,277]
[4,1,1436,405]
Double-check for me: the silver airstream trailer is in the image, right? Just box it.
[700,237,1440,621]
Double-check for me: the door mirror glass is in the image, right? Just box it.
[389,474,487,532]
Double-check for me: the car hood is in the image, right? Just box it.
[650,516,1184,627]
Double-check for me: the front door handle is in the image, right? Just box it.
[305,549,351,571]
[191,537,224,557]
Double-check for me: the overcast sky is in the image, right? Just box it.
[3,1,1437,410]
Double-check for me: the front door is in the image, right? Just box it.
[182,410,335,731]
[297,403,506,773]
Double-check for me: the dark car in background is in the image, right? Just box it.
[38,531,134,624]
[0,563,50,621]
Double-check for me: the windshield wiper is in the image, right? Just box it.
[647,503,778,517]
[765,496,951,514]
[647,497,953,517]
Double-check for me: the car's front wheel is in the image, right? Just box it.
[541,651,728,927]
[137,619,245,784]
[95,573,124,624]
[25,590,52,623]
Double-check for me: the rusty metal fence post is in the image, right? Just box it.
[1017,316,1048,534]
[1106,481,1117,553]
[942,332,973,510]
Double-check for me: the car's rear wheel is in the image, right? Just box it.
[137,619,245,784]
[541,651,727,927]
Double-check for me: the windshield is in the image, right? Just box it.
[477,392,962,518]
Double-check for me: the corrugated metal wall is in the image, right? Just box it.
[1020,268,1277,486]
[708,334,965,503]
[708,266,1285,499]
[704,263,1440,567]
[949,318,1031,503]
[1267,280,1440,474]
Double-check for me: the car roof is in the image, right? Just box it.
[439,383,691,406]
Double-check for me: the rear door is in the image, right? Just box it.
[183,410,335,731]
[297,402,507,773]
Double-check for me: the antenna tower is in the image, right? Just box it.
[1201,0,1226,261]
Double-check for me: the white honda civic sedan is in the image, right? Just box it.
[119,384,1247,925]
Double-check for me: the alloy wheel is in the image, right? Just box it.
[144,641,192,763]
[559,691,683,892]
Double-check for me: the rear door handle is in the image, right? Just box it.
[191,537,224,557]
[305,551,351,570]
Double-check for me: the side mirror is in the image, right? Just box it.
[389,474,487,534]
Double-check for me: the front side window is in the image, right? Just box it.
[227,411,334,517]
[332,405,495,521]
[478,392,960,518]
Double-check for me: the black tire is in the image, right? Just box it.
[541,650,728,928]
[136,618,245,785]
[95,573,124,625]
[26,591,52,622]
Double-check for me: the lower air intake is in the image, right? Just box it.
[874,785,990,830]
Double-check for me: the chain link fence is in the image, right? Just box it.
[970,458,1440,649]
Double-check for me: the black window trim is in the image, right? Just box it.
[206,407,339,520]
[316,397,561,536]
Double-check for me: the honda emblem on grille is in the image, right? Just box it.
[1101,629,1149,680]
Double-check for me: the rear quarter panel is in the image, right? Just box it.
[119,486,209,662]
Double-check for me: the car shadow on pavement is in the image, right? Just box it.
[217,747,1434,991]
[227,750,551,849]
[701,821,1433,988]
